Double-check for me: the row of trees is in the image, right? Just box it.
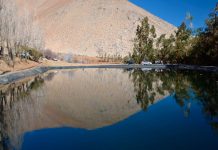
[130,3,218,66]
[0,0,44,64]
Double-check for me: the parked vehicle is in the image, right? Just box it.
[127,60,135,65]
[52,58,59,61]
[141,61,152,65]
[155,60,163,64]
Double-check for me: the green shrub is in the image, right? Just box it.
[20,46,43,62]
[123,56,130,64]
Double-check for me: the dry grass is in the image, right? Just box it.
[0,58,39,74]
[0,56,121,74]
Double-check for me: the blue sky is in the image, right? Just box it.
[129,0,217,28]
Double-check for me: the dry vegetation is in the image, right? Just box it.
[0,0,44,65]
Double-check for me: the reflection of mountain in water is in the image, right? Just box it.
[41,69,167,130]
[0,69,217,150]
[0,69,168,149]
[43,69,140,129]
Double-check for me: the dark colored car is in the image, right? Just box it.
[127,60,134,64]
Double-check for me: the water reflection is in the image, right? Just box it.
[0,76,45,150]
[42,69,140,129]
[129,69,168,110]
[130,69,218,130]
[0,69,140,150]
[0,68,217,150]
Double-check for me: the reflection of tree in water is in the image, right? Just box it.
[128,69,190,111]
[129,69,218,131]
[129,69,159,110]
[44,72,56,81]
[189,72,218,131]
[0,76,45,150]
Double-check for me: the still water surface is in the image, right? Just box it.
[0,68,218,150]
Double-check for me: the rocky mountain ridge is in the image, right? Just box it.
[17,0,177,56]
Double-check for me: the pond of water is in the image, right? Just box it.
[0,68,217,150]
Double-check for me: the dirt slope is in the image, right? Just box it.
[17,0,177,56]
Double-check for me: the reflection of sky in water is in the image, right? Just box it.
[22,97,218,150]
[0,69,218,150]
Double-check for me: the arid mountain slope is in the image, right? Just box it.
[17,0,176,56]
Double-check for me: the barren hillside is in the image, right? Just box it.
[17,0,177,56]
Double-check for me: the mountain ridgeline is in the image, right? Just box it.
[17,0,176,57]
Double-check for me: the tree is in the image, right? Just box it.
[0,0,17,59]
[190,3,218,65]
[130,3,218,66]
[186,12,194,29]
[131,17,157,64]
[156,34,175,63]
[173,22,192,63]
[0,0,44,64]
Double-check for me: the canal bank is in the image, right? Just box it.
[0,64,218,85]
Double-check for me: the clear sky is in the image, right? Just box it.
[129,0,217,28]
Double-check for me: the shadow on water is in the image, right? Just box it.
[0,68,217,150]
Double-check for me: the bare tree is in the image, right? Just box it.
[0,0,44,63]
